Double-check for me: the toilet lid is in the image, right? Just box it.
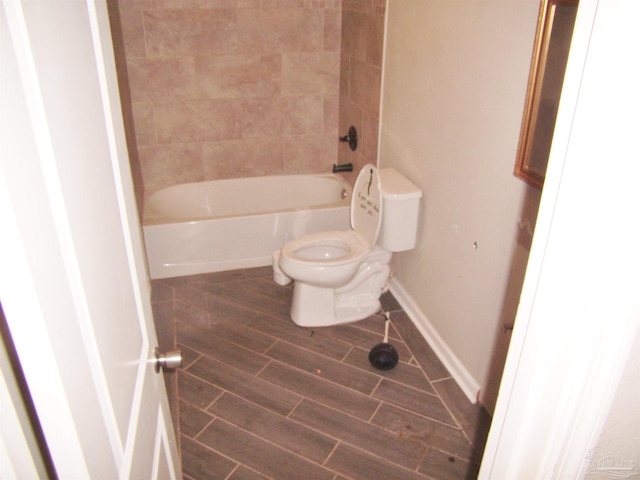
[351,164,383,247]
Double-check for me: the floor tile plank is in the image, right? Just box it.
[197,419,336,480]
[243,277,293,306]
[187,355,302,416]
[258,362,381,421]
[325,443,431,480]
[373,379,456,426]
[208,393,337,464]
[370,403,472,460]
[246,315,353,361]
[179,400,214,438]
[392,311,451,382]
[177,321,271,375]
[198,281,291,318]
[419,447,480,480]
[178,371,223,410]
[180,435,237,480]
[178,345,202,370]
[291,399,427,470]
[227,466,271,480]
[431,378,491,463]
[264,340,381,395]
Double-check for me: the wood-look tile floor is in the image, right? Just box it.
[152,267,491,480]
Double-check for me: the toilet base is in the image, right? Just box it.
[290,283,336,327]
[290,282,383,327]
[288,251,391,327]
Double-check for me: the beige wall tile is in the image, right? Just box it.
[338,1,384,185]
[237,8,323,53]
[190,0,237,7]
[237,0,262,8]
[338,0,385,186]
[196,54,281,99]
[338,94,364,174]
[242,96,323,137]
[284,134,337,173]
[283,96,324,135]
[202,138,284,180]
[343,0,385,15]
[340,54,350,97]
[282,53,340,95]
[360,111,379,164]
[155,100,242,143]
[323,95,339,134]
[143,9,238,57]
[348,58,381,118]
[242,98,286,137]
[131,103,157,146]
[262,0,307,7]
[139,142,204,195]
[339,93,364,136]
[127,57,197,102]
[366,13,385,67]
[324,8,342,52]
[341,10,367,60]
[117,3,146,58]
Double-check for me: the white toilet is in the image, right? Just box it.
[273,164,422,327]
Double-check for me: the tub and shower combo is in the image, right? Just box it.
[143,173,352,279]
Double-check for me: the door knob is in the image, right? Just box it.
[154,347,182,373]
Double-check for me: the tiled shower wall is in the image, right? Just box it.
[113,0,384,198]
[338,0,385,183]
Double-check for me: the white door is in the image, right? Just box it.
[0,1,181,478]
[479,0,640,477]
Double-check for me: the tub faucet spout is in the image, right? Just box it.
[333,163,353,173]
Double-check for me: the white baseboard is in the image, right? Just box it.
[388,278,480,404]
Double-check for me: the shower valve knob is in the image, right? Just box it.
[154,347,182,373]
[339,125,358,151]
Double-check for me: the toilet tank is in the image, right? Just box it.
[378,168,422,252]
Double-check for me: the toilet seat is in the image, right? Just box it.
[350,165,383,247]
[279,230,369,287]
[281,230,368,266]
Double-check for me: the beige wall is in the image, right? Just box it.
[115,0,345,197]
[379,0,541,413]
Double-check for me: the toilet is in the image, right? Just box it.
[273,164,422,327]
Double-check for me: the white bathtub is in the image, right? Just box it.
[142,174,351,279]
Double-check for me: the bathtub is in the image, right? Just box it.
[142,174,351,279]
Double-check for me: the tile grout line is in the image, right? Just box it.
[366,394,384,423]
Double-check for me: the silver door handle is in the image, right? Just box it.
[154,347,182,373]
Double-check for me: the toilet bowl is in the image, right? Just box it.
[274,164,422,327]
[279,231,369,287]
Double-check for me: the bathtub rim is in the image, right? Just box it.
[143,173,352,226]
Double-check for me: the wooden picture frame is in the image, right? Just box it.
[514,0,578,188]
